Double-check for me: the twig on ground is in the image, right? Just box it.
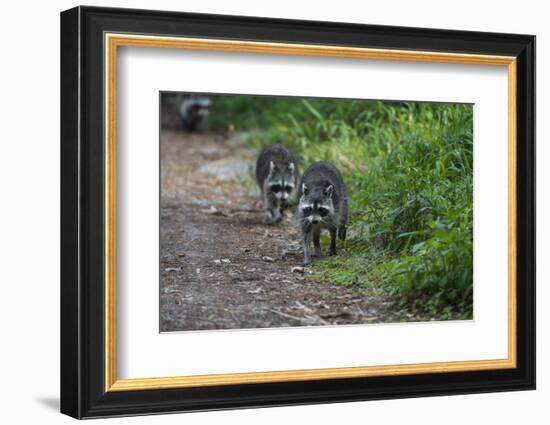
[266,308,308,323]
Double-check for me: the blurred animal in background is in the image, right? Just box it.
[298,161,348,265]
[255,144,300,224]
[179,95,211,131]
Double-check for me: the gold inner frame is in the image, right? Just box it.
[104,33,518,392]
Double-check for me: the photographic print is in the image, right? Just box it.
[61,7,535,418]
[159,93,474,332]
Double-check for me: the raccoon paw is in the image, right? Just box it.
[264,212,282,225]
[268,215,283,225]
[338,227,347,241]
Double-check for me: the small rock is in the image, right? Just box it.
[291,266,304,273]
[198,158,252,181]
[164,267,181,272]
[261,256,275,262]
[177,252,186,257]
[213,259,221,264]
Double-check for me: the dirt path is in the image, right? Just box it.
[160,130,396,331]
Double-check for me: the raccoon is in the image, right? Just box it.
[179,95,211,131]
[255,144,299,224]
[298,161,348,265]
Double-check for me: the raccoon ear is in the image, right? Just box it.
[302,183,308,195]
[324,185,334,198]
[288,163,295,174]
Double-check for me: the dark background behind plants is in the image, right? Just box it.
[202,94,473,320]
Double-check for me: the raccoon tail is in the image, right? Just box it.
[338,225,347,241]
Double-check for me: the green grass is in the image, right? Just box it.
[208,95,473,320]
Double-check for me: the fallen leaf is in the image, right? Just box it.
[204,205,219,214]
[203,205,228,216]
[247,288,262,294]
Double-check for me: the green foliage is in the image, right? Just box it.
[309,245,391,297]
[208,95,473,319]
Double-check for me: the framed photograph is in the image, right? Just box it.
[60,6,535,419]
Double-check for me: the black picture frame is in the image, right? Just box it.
[61,5,535,419]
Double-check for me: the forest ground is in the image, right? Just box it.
[159,130,409,331]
